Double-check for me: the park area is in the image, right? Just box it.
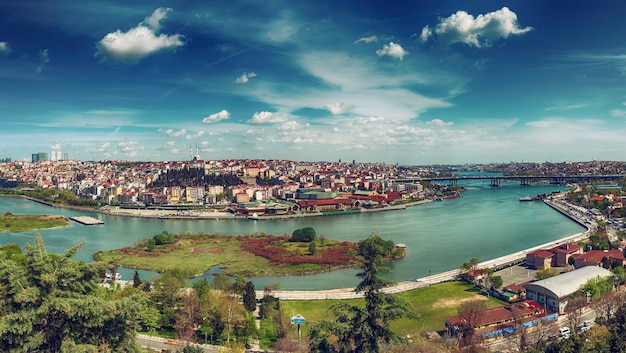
[280,281,505,338]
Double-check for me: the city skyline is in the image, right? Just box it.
[1,1,625,164]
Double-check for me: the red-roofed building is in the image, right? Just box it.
[574,249,625,269]
[526,250,555,269]
[549,243,583,267]
[445,300,545,338]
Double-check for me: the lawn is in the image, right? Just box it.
[0,213,69,232]
[280,281,505,338]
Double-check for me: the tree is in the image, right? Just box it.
[457,299,487,346]
[290,227,317,242]
[133,270,142,288]
[308,234,415,353]
[308,240,317,255]
[243,281,257,312]
[489,275,503,289]
[0,234,142,352]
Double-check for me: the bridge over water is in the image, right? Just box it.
[389,174,623,188]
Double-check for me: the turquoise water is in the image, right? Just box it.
[0,180,584,290]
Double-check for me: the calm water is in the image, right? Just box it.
[0,180,584,290]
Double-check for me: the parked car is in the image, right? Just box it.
[559,326,571,338]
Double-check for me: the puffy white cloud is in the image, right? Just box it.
[277,121,301,131]
[164,128,187,137]
[248,111,287,124]
[426,118,453,127]
[433,7,532,48]
[324,102,353,115]
[0,42,10,55]
[144,7,171,32]
[376,42,407,60]
[202,109,230,123]
[355,35,378,44]
[95,8,184,63]
[185,130,205,140]
[235,72,257,84]
[36,49,50,74]
[419,26,432,43]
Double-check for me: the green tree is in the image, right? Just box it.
[243,281,257,312]
[0,234,142,352]
[290,227,317,242]
[308,240,317,255]
[133,270,142,288]
[308,234,415,353]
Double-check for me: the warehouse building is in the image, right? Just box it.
[524,266,612,314]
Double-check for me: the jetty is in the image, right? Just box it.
[70,216,104,225]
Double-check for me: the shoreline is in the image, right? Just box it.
[3,193,594,297]
[257,196,594,300]
[95,198,434,220]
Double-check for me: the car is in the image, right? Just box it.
[558,326,571,338]
[165,339,177,345]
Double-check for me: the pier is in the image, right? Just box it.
[70,216,104,225]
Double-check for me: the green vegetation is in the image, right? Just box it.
[0,234,142,352]
[307,234,417,353]
[1,187,101,208]
[290,226,317,242]
[96,231,360,278]
[281,281,503,337]
[0,211,69,232]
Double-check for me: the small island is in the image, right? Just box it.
[0,212,70,232]
[94,227,405,278]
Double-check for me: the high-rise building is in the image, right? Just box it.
[32,152,48,162]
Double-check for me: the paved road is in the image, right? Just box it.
[137,334,222,353]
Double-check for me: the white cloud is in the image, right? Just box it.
[202,109,230,123]
[36,49,50,74]
[235,72,257,84]
[186,130,205,140]
[355,35,378,44]
[610,109,626,118]
[433,7,532,48]
[0,42,10,55]
[277,121,301,131]
[164,128,187,137]
[419,26,432,43]
[426,118,453,127]
[96,142,110,152]
[248,111,287,124]
[95,8,184,63]
[324,102,353,115]
[144,7,172,32]
[376,42,407,60]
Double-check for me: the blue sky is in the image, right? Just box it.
[1,1,625,164]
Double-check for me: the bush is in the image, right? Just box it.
[153,231,175,245]
[290,227,316,242]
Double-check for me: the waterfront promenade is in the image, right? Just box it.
[258,197,593,300]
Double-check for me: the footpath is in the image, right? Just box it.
[257,197,594,301]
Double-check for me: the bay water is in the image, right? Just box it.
[0,180,584,290]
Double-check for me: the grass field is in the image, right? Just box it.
[280,281,505,338]
[0,213,69,232]
[97,234,358,277]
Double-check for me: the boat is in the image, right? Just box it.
[519,196,533,202]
